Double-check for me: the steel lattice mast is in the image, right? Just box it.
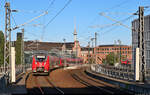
[4,2,11,74]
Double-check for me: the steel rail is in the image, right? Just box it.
[34,76,45,95]
[44,76,64,94]
[69,69,114,94]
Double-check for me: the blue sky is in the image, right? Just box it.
[0,0,150,46]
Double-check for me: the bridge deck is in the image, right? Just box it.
[86,67,150,94]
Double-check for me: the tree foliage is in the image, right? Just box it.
[102,52,119,66]
[15,35,22,65]
[0,31,4,66]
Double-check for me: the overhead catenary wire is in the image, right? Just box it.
[78,0,131,46]
[40,0,56,41]
[45,0,56,11]
[44,0,72,29]
[11,13,17,27]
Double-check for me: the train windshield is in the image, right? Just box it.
[36,55,46,62]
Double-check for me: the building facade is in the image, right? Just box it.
[80,47,93,64]
[95,45,132,64]
[132,14,150,69]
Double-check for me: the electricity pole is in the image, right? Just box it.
[88,41,90,64]
[139,6,145,82]
[4,2,11,74]
[63,38,66,67]
[118,40,121,64]
[91,38,94,64]
[95,32,97,47]
[21,29,25,72]
[95,32,97,64]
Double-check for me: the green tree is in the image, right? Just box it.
[0,31,4,66]
[102,52,119,66]
[15,34,22,65]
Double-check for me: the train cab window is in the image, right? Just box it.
[36,55,46,62]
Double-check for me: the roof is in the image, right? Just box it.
[97,44,130,47]
[24,41,74,51]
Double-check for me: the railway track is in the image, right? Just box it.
[26,67,133,94]
[44,76,64,94]
[70,72,114,94]
[69,68,133,95]
[27,73,64,95]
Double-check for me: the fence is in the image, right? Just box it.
[0,64,32,77]
[91,64,150,82]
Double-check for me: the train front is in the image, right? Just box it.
[32,54,49,75]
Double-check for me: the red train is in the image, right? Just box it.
[32,54,50,75]
[32,52,83,75]
[121,60,131,65]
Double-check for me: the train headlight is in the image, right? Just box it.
[33,69,36,72]
[44,69,48,72]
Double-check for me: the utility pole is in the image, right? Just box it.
[76,41,78,64]
[95,32,97,64]
[21,29,25,72]
[91,38,94,64]
[88,41,90,64]
[4,2,11,74]
[139,6,145,82]
[118,40,121,64]
[114,40,117,64]
[95,32,97,47]
[63,38,66,67]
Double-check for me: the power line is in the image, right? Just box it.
[78,0,130,46]
[11,13,17,27]
[101,15,135,35]
[44,0,72,28]
[102,0,130,12]
[45,0,56,11]
[40,0,56,41]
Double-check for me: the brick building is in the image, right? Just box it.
[80,47,93,64]
[95,45,132,64]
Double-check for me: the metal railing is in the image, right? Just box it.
[0,63,32,86]
[91,64,135,81]
[0,64,32,76]
[90,64,150,95]
[91,64,150,82]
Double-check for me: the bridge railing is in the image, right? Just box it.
[0,63,32,77]
[91,64,135,81]
[0,66,4,76]
[145,69,150,81]
[91,64,150,82]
